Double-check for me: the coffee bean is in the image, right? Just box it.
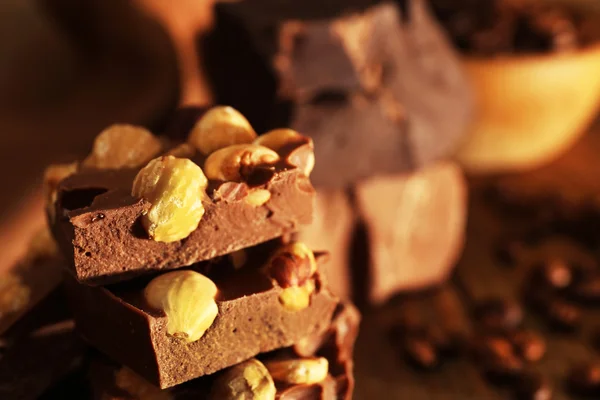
[567,362,600,396]
[474,298,523,332]
[545,299,581,332]
[402,334,439,370]
[510,330,546,363]
[515,372,552,400]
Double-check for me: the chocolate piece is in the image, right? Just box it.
[52,145,315,285]
[205,0,473,188]
[354,162,467,304]
[90,303,359,399]
[65,246,337,388]
[0,288,87,400]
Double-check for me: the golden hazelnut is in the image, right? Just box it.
[43,162,78,222]
[115,366,172,400]
[278,281,315,312]
[132,156,208,243]
[189,106,257,155]
[83,124,162,169]
[254,129,314,177]
[267,242,317,288]
[203,144,279,182]
[144,270,218,343]
[264,357,328,385]
[245,189,271,207]
[209,358,276,400]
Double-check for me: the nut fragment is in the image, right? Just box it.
[43,162,78,222]
[204,144,279,182]
[254,129,315,176]
[115,366,172,400]
[279,281,315,312]
[264,357,328,385]
[209,358,276,400]
[83,124,162,169]
[245,189,271,207]
[189,106,257,155]
[144,270,218,343]
[132,156,207,243]
[268,242,317,288]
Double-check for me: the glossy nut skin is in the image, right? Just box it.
[203,144,279,182]
[144,270,218,343]
[189,106,257,155]
[132,156,207,243]
[83,124,162,169]
[264,357,328,385]
[268,242,317,288]
[255,129,315,177]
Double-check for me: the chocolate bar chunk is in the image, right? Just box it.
[65,245,337,388]
[90,303,359,399]
[204,0,472,187]
[52,151,314,286]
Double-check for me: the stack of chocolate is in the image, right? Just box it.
[44,106,359,398]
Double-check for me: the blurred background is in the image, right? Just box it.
[2,0,600,398]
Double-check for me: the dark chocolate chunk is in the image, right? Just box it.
[65,246,337,388]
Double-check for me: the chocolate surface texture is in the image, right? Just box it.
[89,302,359,400]
[65,245,338,388]
[52,146,315,286]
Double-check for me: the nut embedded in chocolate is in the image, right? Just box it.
[245,189,271,207]
[255,129,315,177]
[267,242,317,289]
[132,156,208,243]
[203,144,280,182]
[188,106,257,156]
[264,357,328,385]
[144,270,218,343]
[209,358,276,400]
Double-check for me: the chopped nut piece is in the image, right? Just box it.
[83,124,162,169]
[189,106,257,155]
[268,242,317,288]
[115,366,172,400]
[279,281,315,312]
[209,358,276,400]
[229,250,247,270]
[264,357,328,385]
[132,156,208,243]
[254,129,305,151]
[43,162,78,222]
[255,129,315,177]
[0,273,30,318]
[203,144,279,182]
[245,189,271,207]
[144,270,218,343]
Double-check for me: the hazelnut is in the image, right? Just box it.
[144,270,218,343]
[209,358,276,400]
[115,366,172,400]
[189,106,257,155]
[43,162,78,222]
[245,189,271,207]
[279,281,315,312]
[132,156,208,243]
[229,250,247,270]
[203,144,279,182]
[254,129,314,177]
[83,124,162,169]
[264,357,328,385]
[267,242,317,288]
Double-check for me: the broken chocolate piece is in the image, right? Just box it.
[65,244,337,388]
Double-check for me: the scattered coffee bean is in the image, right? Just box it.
[494,239,524,267]
[567,362,600,396]
[510,330,546,363]
[402,334,439,370]
[474,298,523,332]
[545,299,581,332]
[515,372,552,400]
